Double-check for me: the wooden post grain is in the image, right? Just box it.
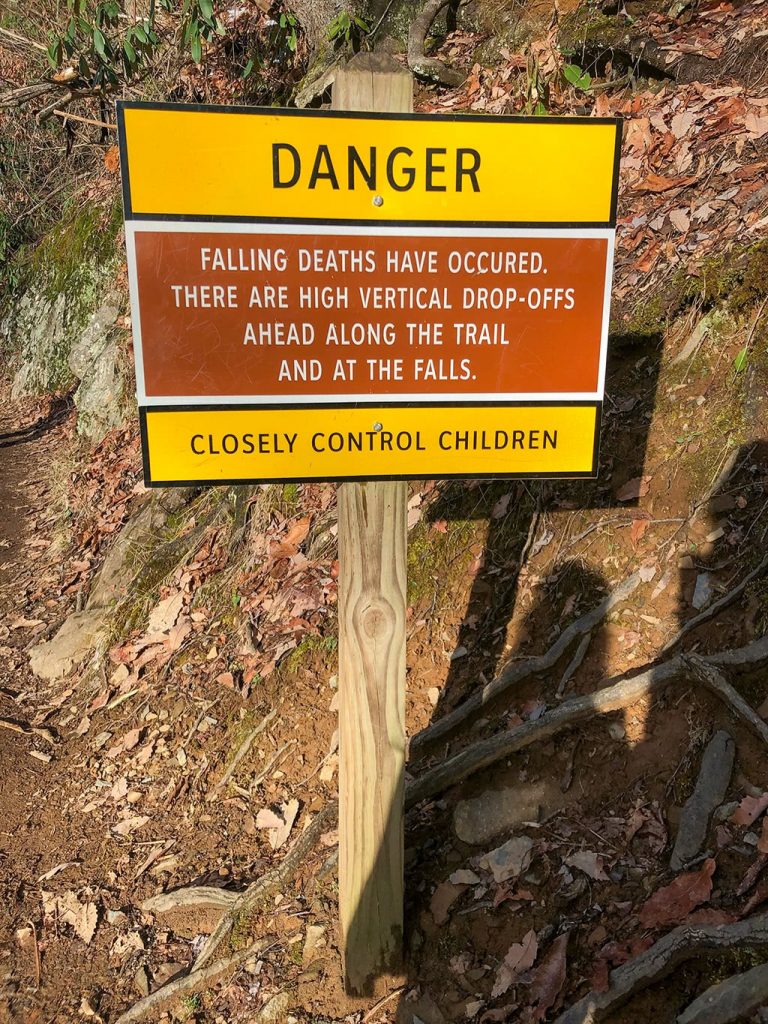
[333,52,412,996]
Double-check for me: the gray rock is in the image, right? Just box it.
[670,730,735,871]
[68,293,126,440]
[29,610,105,682]
[29,489,192,681]
[257,992,292,1024]
[677,963,768,1024]
[454,780,559,845]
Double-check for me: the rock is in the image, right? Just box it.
[677,962,768,1024]
[133,966,150,998]
[670,730,735,871]
[68,292,126,440]
[256,992,292,1024]
[692,573,714,610]
[302,924,326,963]
[29,610,104,681]
[454,780,559,844]
[29,489,192,681]
[608,721,626,741]
[478,836,534,883]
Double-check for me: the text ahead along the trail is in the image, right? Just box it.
[117,101,621,484]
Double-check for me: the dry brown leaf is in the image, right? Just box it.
[104,145,120,172]
[431,881,466,925]
[638,858,715,929]
[615,476,652,502]
[492,929,538,998]
[564,850,609,881]
[730,792,768,826]
[528,932,568,1021]
[636,172,697,193]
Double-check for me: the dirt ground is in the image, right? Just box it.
[1,300,768,1023]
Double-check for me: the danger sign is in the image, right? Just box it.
[117,102,621,484]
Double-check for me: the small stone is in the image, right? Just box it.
[134,966,150,998]
[453,780,559,844]
[302,924,326,963]
[257,991,292,1024]
[608,721,626,741]
[692,573,714,610]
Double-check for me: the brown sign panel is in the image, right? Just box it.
[131,228,611,402]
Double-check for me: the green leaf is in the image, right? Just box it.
[533,100,548,115]
[198,0,213,17]
[123,37,136,64]
[92,25,107,58]
[733,346,749,372]
[190,32,202,62]
[134,25,149,43]
[241,57,254,78]
[563,63,592,90]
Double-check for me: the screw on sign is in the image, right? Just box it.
[116,59,620,995]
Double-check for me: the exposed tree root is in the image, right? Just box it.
[113,939,271,1024]
[141,886,237,916]
[129,636,768,1023]
[661,551,768,653]
[192,800,338,971]
[407,0,465,86]
[677,962,768,1024]
[205,708,277,802]
[685,655,768,747]
[410,572,642,756]
[407,635,768,807]
[554,914,768,1024]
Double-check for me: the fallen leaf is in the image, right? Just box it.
[529,932,568,1021]
[492,929,538,998]
[615,476,652,502]
[638,858,715,928]
[112,814,149,837]
[564,850,609,881]
[478,836,534,883]
[630,519,650,546]
[636,173,697,193]
[257,799,299,850]
[147,592,184,635]
[449,869,481,885]
[431,881,466,925]
[491,493,512,519]
[730,793,768,826]
[104,145,120,172]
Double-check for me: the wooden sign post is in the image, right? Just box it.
[334,53,411,995]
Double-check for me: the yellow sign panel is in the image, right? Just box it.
[141,405,599,484]
[118,104,620,225]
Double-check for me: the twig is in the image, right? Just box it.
[411,572,642,755]
[554,914,768,1024]
[0,26,48,53]
[684,654,768,746]
[0,718,56,744]
[363,987,406,1022]
[28,920,40,990]
[205,708,277,802]
[660,550,768,653]
[53,109,117,130]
